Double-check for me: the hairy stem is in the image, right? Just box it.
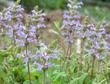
[79,39,84,71]
[25,39,32,84]
[27,60,31,84]
[43,69,46,84]
[91,55,95,80]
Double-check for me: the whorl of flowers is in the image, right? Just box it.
[33,43,58,71]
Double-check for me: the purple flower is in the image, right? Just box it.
[36,51,42,57]
[27,38,35,43]
[63,11,71,19]
[24,57,29,64]
[16,39,25,46]
[18,32,27,39]
[36,63,43,71]
[18,23,25,30]
[73,14,80,19]
[29,25,36,32]
[95,53,101,60]
[42,52,50,61]
[16,54,20,58]
[45,62,53,68]
[35,48,58,71]
[35,62,53,71]
[5,10,12,21]
[38,17,45,22]
[37,23,46,28]
[0,12,3,20]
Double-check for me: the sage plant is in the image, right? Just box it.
[0,3,46,84]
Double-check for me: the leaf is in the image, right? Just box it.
[52,71,66,81]
[23,80,37,84]
[54,21,61,30]
[0,71,7,78]
[69,73,89,84]
[0,49,9,64]
[98,79,107,84]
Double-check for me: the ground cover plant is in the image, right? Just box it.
[0,0,110,84]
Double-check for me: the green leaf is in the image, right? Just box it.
[0,49,9,64]
[52,71,66,81]
[69,73,89,84]
[23,80,37,84]
[0,71,7,78]
[54,21,61,31]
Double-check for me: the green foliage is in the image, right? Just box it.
[80,6,110,21]
[20,0,66,12]
[38,0,66,10]
[69,73,90,84]
[0,49,9,64]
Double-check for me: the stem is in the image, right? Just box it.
[65,45,69,59]
[78,38,84,71]
[64,43,71,64]
[12,31,16,60]
[91,55,95,80]
[25,39,32,84]
[68,44,72,59]
[27,60,32,84]
[13,30,16,46]
[43,69,46,84]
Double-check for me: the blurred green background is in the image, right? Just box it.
[20,0,67,11]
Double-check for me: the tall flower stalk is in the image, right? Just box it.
[82,23,110,79]
[61,0,83,71]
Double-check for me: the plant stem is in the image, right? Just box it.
[91,55,95,80]
[79,39,84,71]
[25,39,32,84]
[43,69,46,84]
[27,60,32,84]
[13,30,16,46]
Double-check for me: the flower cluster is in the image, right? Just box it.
[84,24,110,59]
[33,43,58,71]
[61,0,83,44]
